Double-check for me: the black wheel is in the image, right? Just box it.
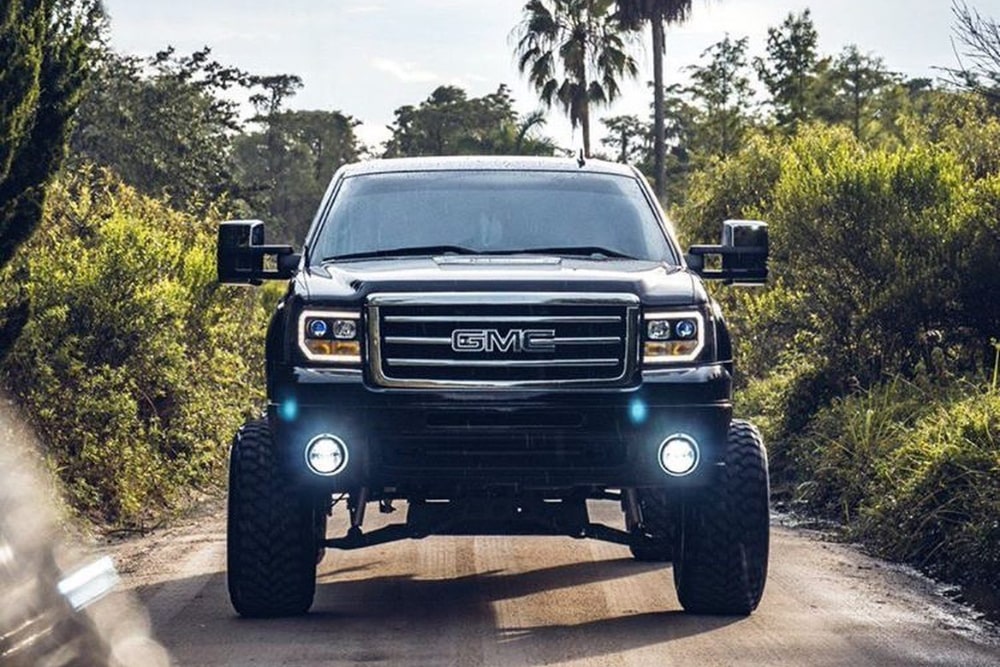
[227,419,322,617]
[627,489,674,562]
[673,419,769,615]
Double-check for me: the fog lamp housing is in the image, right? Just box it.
[658,434,700,476]
[305,434,349,476]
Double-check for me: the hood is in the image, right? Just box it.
[291,256,707,307]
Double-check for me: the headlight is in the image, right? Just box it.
[642,311,705,364]
[299,310,361,364]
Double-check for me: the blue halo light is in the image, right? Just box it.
[278,398,298,421]
[628,398,648,425]
[308,319,328,338]
[675,319,697,339]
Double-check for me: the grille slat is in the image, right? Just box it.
[384,336,621,346]
[368,293,638,389]
[383,315,623,323]
[387,358,620,368]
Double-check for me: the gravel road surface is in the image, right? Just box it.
[106,501,999,666]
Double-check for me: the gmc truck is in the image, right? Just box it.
[217,156,770,618]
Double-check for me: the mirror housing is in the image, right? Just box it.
[217,220,299,285]
[686,220,769,285]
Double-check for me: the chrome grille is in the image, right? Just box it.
[368,293,638,389]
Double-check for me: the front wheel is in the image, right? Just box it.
[227,419,322,617]
[673,419,769,615]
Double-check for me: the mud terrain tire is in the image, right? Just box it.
[673,419,769,615]
[227,419,320,617]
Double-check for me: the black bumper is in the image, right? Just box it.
[269,364,732,493]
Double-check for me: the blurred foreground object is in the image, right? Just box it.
[0,397,170,667]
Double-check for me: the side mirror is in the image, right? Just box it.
[686,220,769,285]
[217,220,300,285]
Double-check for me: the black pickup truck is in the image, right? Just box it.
[218,156,770,618]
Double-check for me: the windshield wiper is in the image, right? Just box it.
[322,245,480,262]
[497,246,639,260]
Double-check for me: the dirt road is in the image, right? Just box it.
[106,501,999,666]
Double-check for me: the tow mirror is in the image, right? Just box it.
[686,220,768,285]
[217,220,300,285]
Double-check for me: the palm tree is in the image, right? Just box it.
[615,0,694,198]
[514,0,638,157]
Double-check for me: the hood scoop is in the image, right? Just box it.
[434,255,562,266]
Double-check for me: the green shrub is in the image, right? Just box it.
[859,390,1000,599]
[0,168,272,525]
[792,378,931,521]
[681,117,1000,609]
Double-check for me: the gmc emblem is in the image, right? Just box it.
[451,328,556,353]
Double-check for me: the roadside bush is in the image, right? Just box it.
[677,116,1000,610]
[860,389,1000,603]
[787,382,1000,606]
[791,378,931,521]
[0,168,272,525]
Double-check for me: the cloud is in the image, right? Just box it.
[371,57,438,83]
[344,3,383,14]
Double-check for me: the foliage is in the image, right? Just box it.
[752,10,821,131]
[815,45,898,142]
[680,124,982,387]
[685,34,754,160]
[614,0,694,198]
[0,0,98,270]
[382,84,554,159]
[678,101,1000,611]
[0,169,272,525]
[783,379,1000,606]
[676,131,782,243]
[600,114,648,163]
[69,46,253,212]
[514,0,638,156]
[943,1,1000,108]
[233,108,361,244]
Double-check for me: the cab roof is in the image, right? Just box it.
[338,155,640,178]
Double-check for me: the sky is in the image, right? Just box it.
[101,0,999,153]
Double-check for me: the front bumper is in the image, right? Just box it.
[270,363,732,493]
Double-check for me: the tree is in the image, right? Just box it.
[381,84,555,158]
[686,34,754,158]
[601,114,648,163]
[232,108,361,243]
[753,9,820,131]
[944,1,1000,108]
[0,0,98,269]
[815,45,896,141]
[514,0,638,157]
[615,0,694,198]
[70,46,263,211]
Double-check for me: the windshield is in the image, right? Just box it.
[311,170,676,263]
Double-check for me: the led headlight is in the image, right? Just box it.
[675,319,697,340]
[643,311,705,364]
[308,318,329,338]
[332,319,357,340]
[647,320,671,340]
[299,310,361,363]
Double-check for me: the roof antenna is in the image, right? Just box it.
[577,148,586,168]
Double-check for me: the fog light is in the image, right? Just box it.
[305,434,349,476]
[658,434,700,476]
